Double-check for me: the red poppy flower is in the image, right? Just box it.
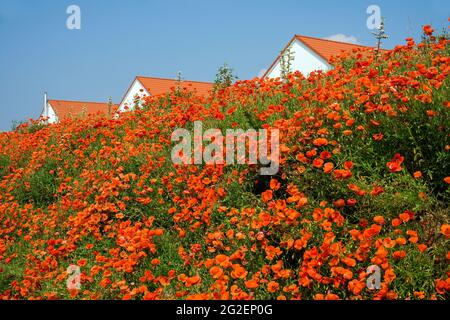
[387,153,404,173]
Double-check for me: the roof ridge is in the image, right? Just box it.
[136,75,213,85]
[49,99,117,105]
[295,34,375,49]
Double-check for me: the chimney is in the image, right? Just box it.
[43,91,48,118]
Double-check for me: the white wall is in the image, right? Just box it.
[266,39,332,78]
[118,79,149,113]
[40,103,58,124]
[46,104,59,124]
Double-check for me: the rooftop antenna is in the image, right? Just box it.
[176,71,183,82]
[372,17,389,58]
[108,96,113,116]
[175,71,183,95]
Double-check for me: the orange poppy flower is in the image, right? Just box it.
[399,211,414,222]
[231,264,248,279]
[348,279,365,295]
[417,244,428,253]
[258,211,272,227]
[312,158,324,168]
[435,279,447,294]
[320,151,331,159]
[334,199,345,208]
[313,294,325,300]
[323,162,334,173]
[209,266,224,279]
[386,153,404,173]
[423,25,434,36]
[371,186,384,196]
[244,279,259,289]
[392,218,402,227]
[313,138,328,147]
[69,289,79,298]
[372,133,384,141]
[270,179,281,191]
[393,250,406,260]
[215,254,231,267]
[185,275,201,287]
[325,293,340,300]
[305,149,317,158]
[265,246,282,260]
[77,259,87,267]
[261,190,273,202]
[384,268,396,283]
[373,216,385,225]
[341,257,356,267]
[151,258,160,266]
[115,213,124,219]
[344,161,353,169]
[413,291,425,299]
[271,260,283,273]
[440,224,450,238]
[343,130,352,136]
[375,245,388,259]
[267,281,280,293]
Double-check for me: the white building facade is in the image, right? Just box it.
[264,35,373,79]
[41,93,59,124]
[117,77,149,113]
[265,39,332,78]
[117,76,214,113]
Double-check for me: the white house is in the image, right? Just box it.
[117,76,214,113]
[40,93,58,124]
[40,93,118,124]
[263,35,376,78]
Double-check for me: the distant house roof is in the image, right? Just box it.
[136,76,214,97]
[295,35,378,62]
[48,100,118,121]
[263,34,383,78]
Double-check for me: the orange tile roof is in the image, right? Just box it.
[136,76,214,97]
[264,34,385,78]
[295,35,377,62]
[48,100,118,121]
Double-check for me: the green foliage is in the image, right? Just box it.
[214,63,238,91]
[280,44,295,81]
[13,159,59,206]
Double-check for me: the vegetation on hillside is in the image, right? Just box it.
[0,25,449,300]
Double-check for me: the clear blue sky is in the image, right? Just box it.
[0,0,449,131]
